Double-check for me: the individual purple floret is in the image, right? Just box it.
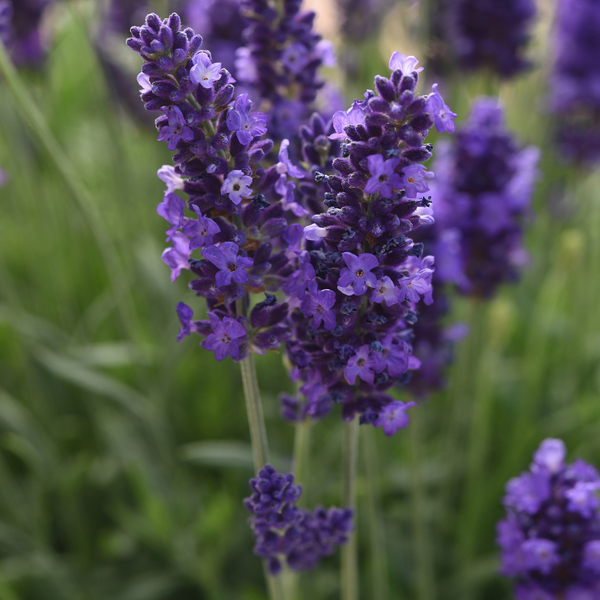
[444,0,536,78]
[244,464,353,575]
[279,52,455,430]
[550,0,600,165]
[431,97,539,299]
[497,438,600,598]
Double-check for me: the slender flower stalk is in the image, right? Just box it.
[341,418,359,600]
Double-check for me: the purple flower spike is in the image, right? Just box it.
[157,105,195,151]
[301,288,337,331]
[182,206,220,250]
[401,164,434,199]
[371,276,400,305]
[365,155,402,198]
[221,170,253,204]
[388,52,423,75]
[344,345,385,385]
[161,231,192,282]
[202,242,254,288]
[190,52,222,88]
[373,401,416,436]
[497,438,600,596]
[157,192,187,240]
[337,253,379,296]
[226,94,268,145]
[426,84,457,134]
[203,312,247,361]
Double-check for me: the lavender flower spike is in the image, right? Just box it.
[497,438,600,598]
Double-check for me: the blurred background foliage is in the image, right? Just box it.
[1,0,599,599]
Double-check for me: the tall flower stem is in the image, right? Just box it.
[293,419,311,504]
[341,418,360,600]
[237,302,284,600]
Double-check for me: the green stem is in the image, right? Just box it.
[363,426,388,600]
[410,410,435,600]
[292,419,311,503]
[341,418,359,600]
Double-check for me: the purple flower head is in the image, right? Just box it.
[533,438,567,474]
[157,105,194,151]
[373,400,416,436]
[281,42,309,74]
[203,312,247,361]
[401,164,434,199]
[389,52,423,75]
[365,155,403,198]
[498,439,600,596]
[301,288,337,331]
[426,84,457,133]
[226,94,268,145]
[344,345,385,385]
[371,276,400,306]
[157,192,187,240]
[202,242,254,287]
[521,539,560,575]
[157,165,185,193]
[329,99,368,140]
[565,482,600,518]
[161,231,192,282]
[337,252,379,296]
[190,52,222,88]
[182,206,220,250]
[221,170,253,204]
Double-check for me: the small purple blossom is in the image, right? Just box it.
[373,401,416,436]
[157,192,187,240]
[401,164,434,198]
[365,155,402,198]
[521,539,560,575]
[202,242,254,287]
[304,223,328,241]
[161,231,192,282]
[337,252,379,296]
[176,302,201,342]
[157,105,194,151]
[504,471,551,514]
[221,170,253,204]
[344,345,385,385]
[388,52,423,75]
[534,438,567,474]
[329,98,368,140]
[157,165,185,193]
[301,288,337,331]
[276,139,305,179]
[565,482,600,518]
[190,52,222,88]
[203,312,247,361]
[583,541,600,573]
[182,206,220,250]
[371,276,400,305]
[426,84,457,134]
[226,94,268,145]
[281,42,309,74]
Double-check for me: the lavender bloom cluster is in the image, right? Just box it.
[244,464,353,574]
[280,53,456,432]
[235,0,336,139]
[550,0,600,165]
[447,0,536,78]
[498,439,600,599]
[127,14,305,362]
[431,98,539,299]
[0,0,54,65]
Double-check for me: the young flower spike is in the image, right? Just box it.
[497,439,600,598]
[244,464,353,575]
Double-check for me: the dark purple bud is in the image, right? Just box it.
[401,147,432,162]
[213,85,235,109]
[260,218,287,237]
[375,76,396,103]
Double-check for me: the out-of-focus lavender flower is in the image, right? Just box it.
[497,439,600,598]
[550,0,600,164]
[0,0,55,65]
[444,0,536,78]
[280,53,455,431]
[244,464,353,575]
[237,0,335,140]
[431,97,540,299]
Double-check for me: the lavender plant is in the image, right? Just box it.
[550,0,600,165]
[498,439,600,599]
